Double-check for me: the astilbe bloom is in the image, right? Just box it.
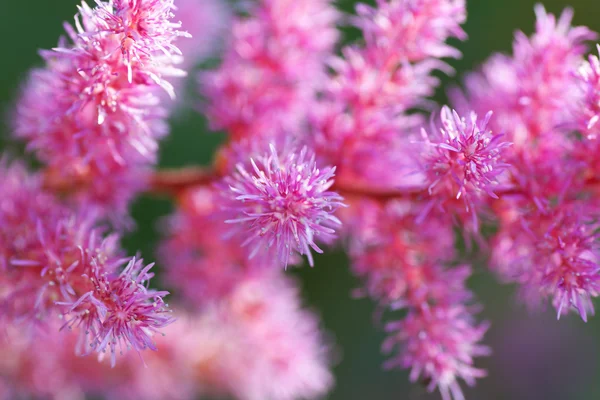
[200,0,339,141]
[384,302,490,400]
[159,187,335,400]
[0,311,219,400]
[574,45,600,137]
[418,106,511,227]
[159,186,275,305]
[221,144,345,268]
[344,198,456,304]
[310,0,468,190]
[92,0,190,84]
[452,6,600,323]
[354,0,467,61]
[188,274,334,400]
[456,5,596,147]
[343,198,489,400]
[13,0,187,214]
[491,200,600,321]
[0,160,172,363]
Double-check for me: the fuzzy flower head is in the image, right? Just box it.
[222,144,345,268]
[93,0,190,83]
[60,258,173,366]
[384,304,490,400]
[0,159,172,362]
[457,5,596,147]
[492,204,600,322]
[419,107,511,221]
[574,45,600,137]
[354,0,467,62]
[12,0,185,214]
[193,274,334,400]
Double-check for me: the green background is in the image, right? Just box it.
[2,1,600,399]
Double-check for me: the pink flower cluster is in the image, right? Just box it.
[0,159,172,366]
[6,0,600,399]
[456,5,600,323]
[13,0,188,215]
[159,186,335,399]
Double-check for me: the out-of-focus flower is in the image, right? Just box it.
[200,0,339,140]
[13,0,186,215]
[221,144,345,268]
[456,5,596,148]
[345,198,455,304]
[2,273,334,400]
[0,312,205,400]
[159,186,278,306]
[384,304,490,400]
[192,274,334,400]
[0,159,172,362]
[344,196,489,400]
[573,45,600,138]
[492,204,600,322]
[354,0,467,62]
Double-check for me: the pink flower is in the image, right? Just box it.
[354,0,467,62]
[13,0,186,214]
[492,203,600,322]
[191,273,334,400]
[0,311,205,400]
[60,258,173,366]
[456,5,596,147]
[345,198,455,304]
[221,144,345,267]
[159,186,278,306]
[200,0,339,140]
[384,304,490,400]
[0,159,172,362]
[418,106,511,224]
[573,45,600,137]
[93,0,190,83]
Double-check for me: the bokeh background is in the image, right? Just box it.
[2,0,600,399]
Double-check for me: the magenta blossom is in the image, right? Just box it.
[492,204,600,322]
[0,159,172,363]
[221,144,345,268]
[200,0,339,141]
[418,107,511,225]
[384,304,490,400]
[60,258,173,366]
[574,45,600,137]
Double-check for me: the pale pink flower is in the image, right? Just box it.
[192,274,334,400]
[0,311,207,400]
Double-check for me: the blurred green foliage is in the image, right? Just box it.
[2,1,600,399]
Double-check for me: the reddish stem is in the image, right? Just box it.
[150,167,218,195]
